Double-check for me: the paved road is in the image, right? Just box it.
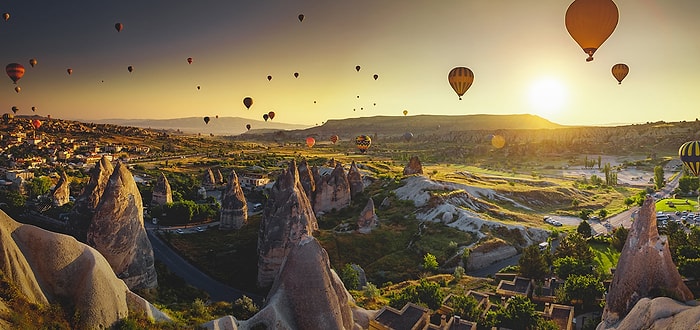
[467,253,521,278]
[147,231,264,304]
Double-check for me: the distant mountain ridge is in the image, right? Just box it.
[94,117,310,136]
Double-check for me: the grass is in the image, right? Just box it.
[656,198,699,213]
[589,241,620,276]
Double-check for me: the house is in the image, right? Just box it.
[542,303,574,330]
[370,303,430,330]
[239,172,270,188]
[532,277,564,303]
[496,276,532,298]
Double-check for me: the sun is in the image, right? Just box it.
[527,77,568,116]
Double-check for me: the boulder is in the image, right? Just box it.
[151,172,173,206]
[357,198,378,234]
[87,162,158,290]
[314,163,351,215]
[403,155,423,175]
[219,170,248,230]
[347,161,364,197]
[600,196,694,327]
[69,155,114,242]
[597,297,700,330]
[351,264,368,290]
[51,171,70,207]
[297,158,316,205]
[257,160,318,288]
[380,196,391,209]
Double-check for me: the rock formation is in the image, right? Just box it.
[0,210,169,329]
[151,172,173,206]
[597,297,700,330]
[380,196,391,209]
[219,170,248,230]
[214,168,224,185]
[357,198,378,234]
[403,155,423,175]
[202,168,216,189]
[257,160,318,288]
[51,171,70,206]
[347,161,364,197]
[600,196,694,327]
[87,162,158,290]
[313,163,351,215]
[69,155,114,242]
[297,158,316,205]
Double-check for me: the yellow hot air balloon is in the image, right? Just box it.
[611,63,629,84]
[403,110,408,116]
[565,0,619,62]
[355,135,372,153]
[448,67,474,100]
[491,135,506,149]
[29,58,38,67]
[679,141,700,176]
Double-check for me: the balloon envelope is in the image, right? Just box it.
[355,135,372,153]
[403,110,408,116]
[306,137,315,148]
[267,75,272,81]
[127,66,133,72]
[11,106,18,114]
[187,57,193,64]
[355,65,361,72]
[6,63,25,84]
[203,116,210,124]
[611,63,629,84]
[294,72,299,78]
[268,111,275,120]
[263,114,269,121]
[31,106,37,112]
[373,74,378,80]
[679,141,700,176]
[29,58,37,67]
[565,0,619,62]
[246,124,251,130]
[2,13,9,21]
[243,97,253,109]
[298,14,304,22]
[115,23,123,32]
[31,119,41,129]
[67,68,73,75]
[403,132,413,142]
[14,86,20,93]
[330,135,339,144]
[448,67,474,100]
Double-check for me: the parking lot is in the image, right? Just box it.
[656,210,698,229]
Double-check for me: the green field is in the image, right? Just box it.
[590,241,621,277]
[655,198,699,213]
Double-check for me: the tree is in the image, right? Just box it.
[497,296,541,330]
[26,176,52,198]
[339,264,360,290]
[518,245,548,280]
[598,209,608,218]
[231,296,259,320]
[577,221,592,238]
[553,256,592,279]
[363,282,381,300]
[0,189,26,217]
[556,274,604,308]
[423,253,438,272]
[678,176,700,194]
[555,232,594,264]
[447,294,482,321]
[453,266,465,281]
[654,165,665,190]
[610,226,629,252]
[388,279,445,310]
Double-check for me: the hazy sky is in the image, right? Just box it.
[1,0,699,127]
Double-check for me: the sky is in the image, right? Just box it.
[1,0,699,127]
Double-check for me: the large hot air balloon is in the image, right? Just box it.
[29,58,37,68]
[298,14,304,22]
[2,113,13,121]
[6,63,25,84]
[263,113,269,121]
[2,13,9,21]
[565,0,619,62]
[243,97,253,109]
[294,72,299,78]
[330,135,339,144]
[403,132,414,142]
[67,68,73,75]
[611,63,629,84]
[373,74,378,80]
[115,23,123,32]
[306,137,315,148]
[355,135,371,153]
[679,141,700,176]
[268,111,275,120]
[448,67,474,100]
[246,124,251,131]
[31,119,41,129]
[267,75,272,81]
[14,86,20,93]
[11,106,19,114]
[203,116,210,124]
[355,65,361,72]
[187,57,193,64]
[128,66,134,73]
[403,110,408,116]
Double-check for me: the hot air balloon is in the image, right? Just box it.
[263,113,269,121]
[187,57,193,64]
[448,67,474,100]
[2,113,13,121]
[306,137,315,148]
[294,72,299,78]
[243,97,253,109]
[330,135,339,144]
[355,65,361,72]
[203,116,210,124]
[14,86,20,93]
[403,132,413,142]
[115,23,123,32]
[565,0,619,62]
[298,14,304,22]
[246,124,251,131]
[11,106,18,114]
[31,106,37,112]
[679,141,700,176]
[6,63,25,84]
[491,135,506,149]
[47,115,51,119]
[355,135,371,153]
[611,63,629,84]
[67,68,73,75]
[197,85,201,90]
[128,66,133,73]
[268,111,275,120]
[403,110,408,116]
[31,119,41,129]
[373,74,378,80]
[29,58,37,68]
[267,75,272,81]
[2,13,9,21]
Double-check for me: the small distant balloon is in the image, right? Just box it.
[491,134,506,149]
[47,114,51,119]
[246,124,251,130]
[263,113,269,121]
[14,86,20,93]
[373,74,378,80]
[31,119,41,129]
[355,65,361,72]
[298,14,304,22]
[2,13,9,21]
[203,116,210,124]
[268,111,275,120]
[187,57,193,64]
[11,106,19,114]
[314,100,317,104]
[115,23,123,32]
[29,58,37,68]
[306,137,315,148]
[355,135,371,153]
[330,135,339,144]
[127,66,133,73]
[356,95,360,99]
[267,75,272,81]
[197,85,201,90]
[611,63,629,84]
[215,115,219,119]
[373,103,376,106]
[403,132,414,142]
[403,110,408,116]
[294,72,299,78]
[32,106,37,112]
[67,68,73,75]
[243,97,253,109]
[6,63,25,84]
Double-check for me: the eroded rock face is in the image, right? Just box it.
[202,168,216,189]
[600,197,694,327]
[403,155,423,175]
[87,162,157,290]
[220,170,248,230]
[313,163,351,215]
[257,160,318,288]
[52,171,70,206]
[69,156,114,242]
[214,168,224,185]
[151,172,173,206]
[357,198,378,234]
[597,297,700,330]
[347,161,364,197]
[297,158,316,205]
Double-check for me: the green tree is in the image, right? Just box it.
[497,296,541,330]
[555,232,594,264]
[447,294,482,321]
[26,176,52,198]
[423,253,438,272]
[654,165,665,190]
[388,279,445,310]
[610,226,629,252]
[453,266,465,281]
[0,189,26,217]
[231,296,259,320]
[363,282,381,300]
[518,245,548,280]
[577,221,592,238]
[598,209,608,218]
[557,274,604,308]
[553,256,592,279]
[339,264,360,290]
[678,176,700,194]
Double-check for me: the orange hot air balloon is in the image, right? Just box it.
[565,0,619,62]
[306,137,315,148]
[611,63,629,84]
[187,57,193,64]
[355,135,371,153]
[14,86,20,93]
[373,74,378,80]
[115,22,123,32]
[2,13,9,21]
[29,58,37,67]
[6,63,25,84]
[294,72,299,78]
[298,14,304,22]
[267,75,272,81]
[355,65,361,72]
[203,116,210,124]
[403,110,408,116]
[128,66,134,73]
[243,97,253,109]
[263,113,269,121]
[330,135,339,144]
[268,111,275,120]
[31,119,41,129]
[448,67,474,100]
[246,124,251,130]
[67,68,73,75]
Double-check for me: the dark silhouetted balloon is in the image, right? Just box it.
[679,141,700,176]
[298,14,304,22]
[373,74,378,80]
[67,68,73,75]
[565,0,619,62]
[187,57,193,64]
[115,23,123,32]
[267,75,272,81]
[355,65,361,72]
[611,63,629,84]
[197,85,201,90]
[294,72,299,78]
[246,124,251,130]
[203,116,210,124]
[403,110,408,116]
[355,135,371,153]
[6,63,25,84]
[403,132,413,142]
[2,13,9,21]
[29,58,37,68]
[243,97,253,109]
[268,111,275,120]
[448,67,474,100]
[263,114,269,121]
[128,66,133,73]
[31,106,37,112]
[11,106,19,114]
[14,86,20,93]
[330,135,339,144]
[215,115,218,119]
[306,137,315,148]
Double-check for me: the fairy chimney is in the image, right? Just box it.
[219,170,248,230]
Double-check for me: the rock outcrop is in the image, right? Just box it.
[69,155,114,242]
[219,170,248,230]
[347,161,364,197]
[297,158,316,205]
[600,196,694,328]
[87,162,158,290]
[313,163,351,215]
[151,172,173,206]
[597,297,700,330]
[202,168,216,189]
[214,168,224,185]
[257,160,318,288]
[357,198,378,234]
[51,171,70,206]
[403,155,423,175]
[0,210,169,329]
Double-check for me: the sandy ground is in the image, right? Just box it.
[560,156,683,186]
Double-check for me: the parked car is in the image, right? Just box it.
[196,226,204,232]
[175,229,184,234]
